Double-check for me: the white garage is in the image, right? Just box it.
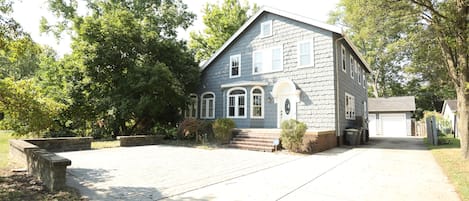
[368,96,415,137]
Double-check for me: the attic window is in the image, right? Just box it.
[260,20,272,37]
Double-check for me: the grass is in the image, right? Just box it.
[91,140,120,149]
[0,131,15,169]
[426,135,469,201]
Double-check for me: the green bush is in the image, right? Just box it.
[152,123,178,139]
[280,119,307,152]
[212,118,236,144]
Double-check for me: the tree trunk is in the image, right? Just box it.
[456,85,469,159]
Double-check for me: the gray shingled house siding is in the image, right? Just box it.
[333,34,369,136]
[199,12,336,129]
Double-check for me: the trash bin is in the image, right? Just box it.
[344,128,359,146]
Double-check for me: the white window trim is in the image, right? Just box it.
[297,39,315,68]
[355,60,360,84]
[350,57,355,79]
[358,63,361,84]
[252,50,263,75]
[200,92,215,119]
[363,72,367,89]
[250,87,264,119]
[229,54,241,78]
[345,93,356,120]
[260,20,273,38]
[227,87,247,119]
[185,94,198,118]
[341,46,346,72]
[252,45,284,75]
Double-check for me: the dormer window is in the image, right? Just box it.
[260,20,272,37]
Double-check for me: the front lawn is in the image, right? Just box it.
[0,131,14,168]
[427,135,469,201]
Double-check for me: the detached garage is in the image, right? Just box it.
[368,96,415,137]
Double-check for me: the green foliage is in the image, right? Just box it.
[178,118,213,142]
[329,0,418,98]
[43,0,200,135]
[152,123,178,139]
[0,78,65,136]
[280,119,307,152]
[189,0,257,61]
[212,118,235,144]
[424,111,452,135]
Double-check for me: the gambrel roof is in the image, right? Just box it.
[200,6,372,73]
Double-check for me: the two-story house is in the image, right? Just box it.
[186,7,371,147]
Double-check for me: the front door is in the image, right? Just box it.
[278,96,296,127]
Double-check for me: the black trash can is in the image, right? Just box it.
[344,128,359,146]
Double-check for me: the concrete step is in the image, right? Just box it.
[231,137,275,143]
[228,144,275,152]
[230,140,274,147]
[234,134,279,139]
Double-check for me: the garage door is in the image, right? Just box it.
[381,113,407,137]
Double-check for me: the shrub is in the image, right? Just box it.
[178,118,200,140]
[152,123,178,139]
[280,119,307,152]
[212,118,236,144]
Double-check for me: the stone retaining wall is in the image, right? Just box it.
[301,130,337,153]
[9,139,71,191]
[25,137,92,152]
[119,135,165,147]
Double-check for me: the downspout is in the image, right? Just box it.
[335,36,345,146]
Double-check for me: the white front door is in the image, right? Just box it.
[278,96,296,127]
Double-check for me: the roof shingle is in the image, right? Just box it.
[368,96,416,112]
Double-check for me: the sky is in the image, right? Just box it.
[11,0,340,56]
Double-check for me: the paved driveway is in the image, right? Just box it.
[59,137,460,201]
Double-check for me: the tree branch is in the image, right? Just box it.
[409,0,447,19]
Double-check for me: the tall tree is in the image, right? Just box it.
[329,0,416,98]
[189,0,257,61]
[406,0,468,158]
[332,0,469,159]
[43,0,200,135]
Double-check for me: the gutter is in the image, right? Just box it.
[335,36,345,143]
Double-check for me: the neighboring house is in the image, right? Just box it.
[187,7,371,144]
[441,100,458,137]
[368,96,415,137]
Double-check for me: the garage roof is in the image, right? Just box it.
[368,96,416,112]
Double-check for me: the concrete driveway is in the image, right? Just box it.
[59,137,460,201]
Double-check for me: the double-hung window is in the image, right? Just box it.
[363,73,367,89]
[345,93,355,120]
[358,64,362,84]
[341,46,346,72]
[227,88,246,118]
[252,46,283,74]
[350,57,355,79]
[185,94,198,118]
[260,20,272,38]
[250,87,264,118]
[298,40,314,67]
[230,54,241,78]
[201,92,215,119]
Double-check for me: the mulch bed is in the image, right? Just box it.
[0,167,83,201]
